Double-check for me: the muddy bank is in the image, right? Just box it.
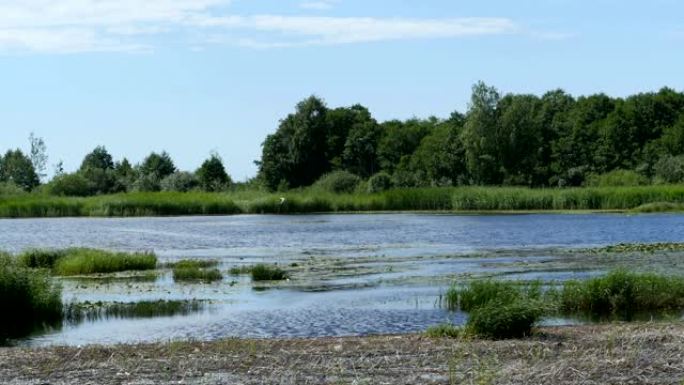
[1,322,683,385]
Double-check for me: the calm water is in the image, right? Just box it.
[2,213,683,346]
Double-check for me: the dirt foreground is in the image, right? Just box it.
[1,322,683,385]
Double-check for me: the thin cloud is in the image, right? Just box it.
[0,0,520,53]
[299,1,338,11]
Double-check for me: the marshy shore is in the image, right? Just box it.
[2,322,683,385]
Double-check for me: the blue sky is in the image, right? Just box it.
[1,0,682,180]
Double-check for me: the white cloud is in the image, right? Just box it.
[195,16,518,46]
[0,0,519,53]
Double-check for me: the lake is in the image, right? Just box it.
[3,213,684,346]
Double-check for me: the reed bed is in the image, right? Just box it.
[64,300,205,322]
[2,185,684,218]
[52,249,157,276]
[251,264,288,281]
[0,254,62,341]
[172,266,223,283]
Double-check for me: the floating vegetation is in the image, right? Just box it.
[53,249,157,276]
[592,243,684,253]
[251,264,288,281]
[173,266,223,283]
[0,254,62,342]
[64,300,205,322]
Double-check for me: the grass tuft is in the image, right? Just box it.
[173,267,223,283]
[425,324,462,338]
[53,249,157,276]
[466,300,543,340]
[251,264,288,281]
[164,259,219,269]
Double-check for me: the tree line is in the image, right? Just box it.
[0,144,232,196]
[257,82,684,191]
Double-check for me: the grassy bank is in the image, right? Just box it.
[2,185,684,218]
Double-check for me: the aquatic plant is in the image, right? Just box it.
[443,280,543,312]
[0,254,62,341]
[64,300,204,322]
[466,300,543,339]
[173,267,223,283]
[17,248,69,269]
[164,259,219,269]
[229,265,253,275]
[53,248,157,276]
[251,264,288,281]
[560,270,684,316]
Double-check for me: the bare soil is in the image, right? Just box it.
[1,322,683,385]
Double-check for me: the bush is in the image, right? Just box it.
[0,181,25,196]
[585,169,649,187]
[367,172,393,193]
[654,155,684,184]
[466,300,543,339]
[251,264,288,281]
[160,172,200,192]
[0,254,62,341]
[313,171,361,194]
[48,173,93,196]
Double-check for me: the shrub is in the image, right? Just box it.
[48,173,93,196]
[173,267,223,283]
[654,155,684,184]
[251,264,288,281]
[466,300,543,339]
[160,172,200,192]
[585,169,648,187]
[367,172,393,193]
[53,249,157,276]
[0,181,25,196]
[0,254,62,341]
[314,171,361,194]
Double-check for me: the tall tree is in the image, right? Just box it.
[140,151,176,179]
[28,133,48,182]
[461,81,502,184]
[197,153,232,191]
[0,149,40,191]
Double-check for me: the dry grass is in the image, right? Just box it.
[1,322,683,384]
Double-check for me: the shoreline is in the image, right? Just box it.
[2,322,683,384]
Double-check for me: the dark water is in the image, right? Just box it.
[2,213,683,346]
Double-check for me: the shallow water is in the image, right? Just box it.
[2,213,683,346]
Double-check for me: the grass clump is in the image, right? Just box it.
[466,300,543,339]
[165,259,218,269]
[0,254,62,341]
[65,300,204,322]
[425,324,462,338]
[251,264,288,281]
[17,248,69,269]
[229,265,253,275]
[173,266,223,283]
[53,248,157,276]
[443,280,542,311]
[560,270,684,316]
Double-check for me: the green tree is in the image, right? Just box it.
[140,151,176,179]
[377,118,434,174]
[79,146,117,195]
[197,153,232,192]
[461,81,502,184]
[29,133,48,182]
[0,149,40,191]
[341,106,381,178]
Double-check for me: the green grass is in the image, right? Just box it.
[172,266,223,283]
[250,264,288,281]
[560,270,684,316]
[0,254,62,341]
[65,300,204,322]
[466,300,544,340]
[229,265,253,275]
[425,324,462,338]
[164,259,219,269]
[4,185,684,218]
[17,248,69,269]
[443,280,543,311]
[53,248,157,276]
